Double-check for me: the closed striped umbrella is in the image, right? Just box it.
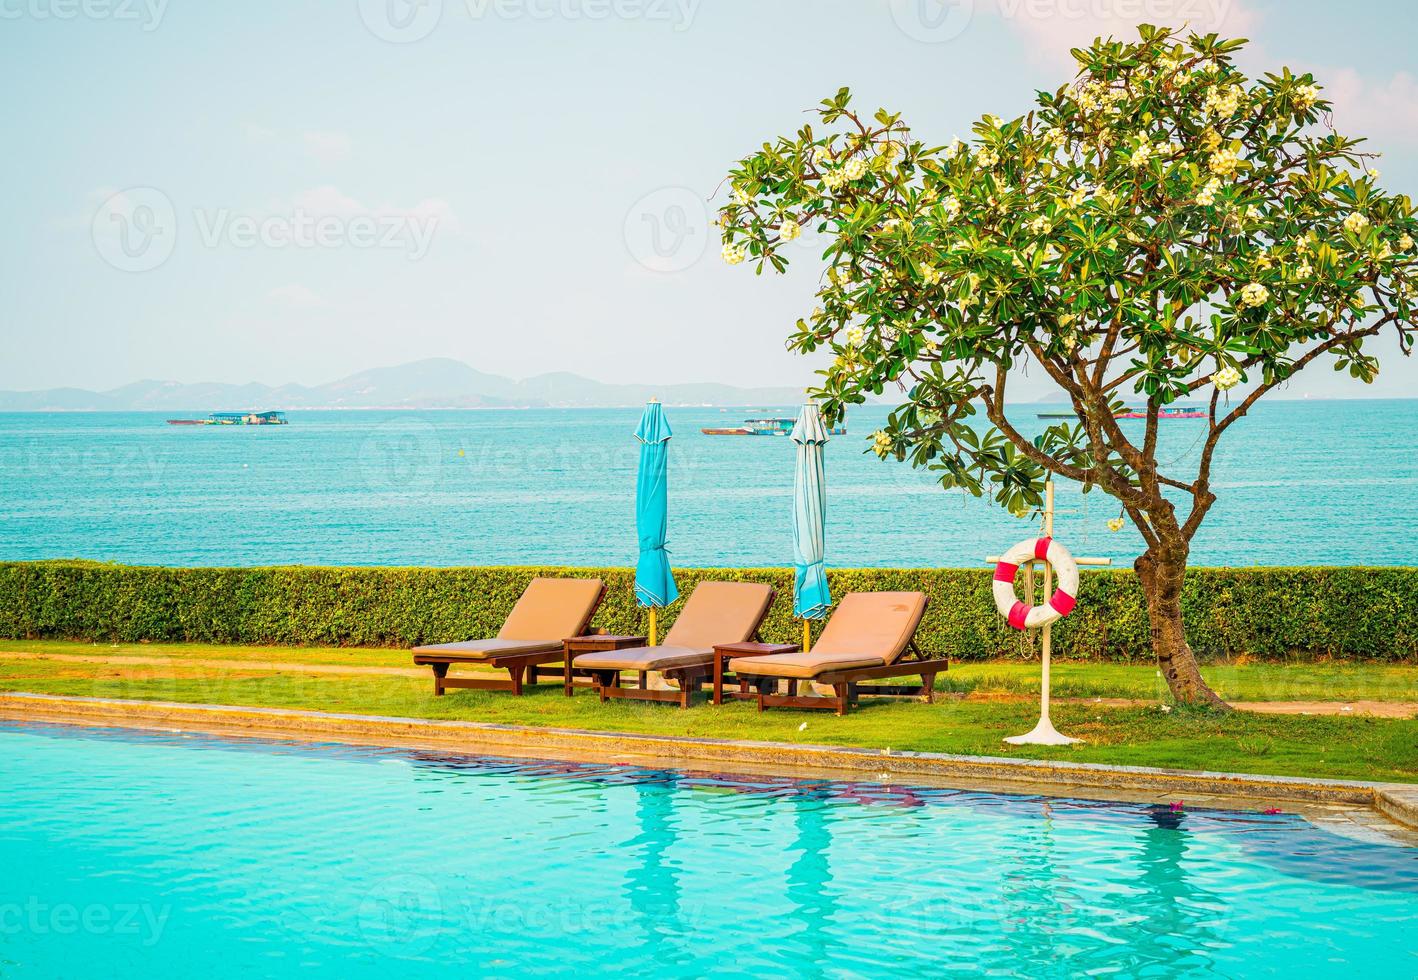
[791,404,831,649]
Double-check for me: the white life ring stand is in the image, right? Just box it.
[992,536,1080,631]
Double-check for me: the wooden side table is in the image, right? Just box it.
[711,641,800,705]
[563,634,648,696]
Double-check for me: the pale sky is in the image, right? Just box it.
[3,0,1417,398]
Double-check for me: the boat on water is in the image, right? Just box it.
[166,411,289,426]
[701,417,846,437]
[1036,408,1204,420]
[1116,407,1205,419]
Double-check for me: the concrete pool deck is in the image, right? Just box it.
[3,691,1417,837]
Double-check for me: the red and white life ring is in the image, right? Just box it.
[993,537,1080,630]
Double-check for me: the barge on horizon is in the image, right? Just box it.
[701,417,846,437]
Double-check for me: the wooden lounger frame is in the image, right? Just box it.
[584,666,714,710]
[413,583,608,696]
[588,587,777,710]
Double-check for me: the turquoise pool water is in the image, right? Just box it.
[2,723,1416,978]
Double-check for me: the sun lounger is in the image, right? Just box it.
[412,577,606,696]
[729,591,945,715]
[571,581,775,708]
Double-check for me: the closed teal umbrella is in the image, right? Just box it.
[791,404,832,650]
[634,400,678,644]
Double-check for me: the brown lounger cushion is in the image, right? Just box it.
[412,638,562,659]
[661,581,774,650]
[570,645,712,672]
[730,591,928,680]
[728,649,883,679]
[411,577,602,659]
[572,580,775,674]
[497,577,604,642]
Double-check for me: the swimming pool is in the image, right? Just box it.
[2,723,1415,977]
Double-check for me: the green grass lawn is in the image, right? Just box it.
[1,641,1416,785]
[7,639,1417,702]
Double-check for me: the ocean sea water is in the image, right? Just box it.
[0,401,1415,568]
[2,723,1416,978]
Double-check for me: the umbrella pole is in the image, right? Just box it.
[649,607,657,647]
[802,619,811,653]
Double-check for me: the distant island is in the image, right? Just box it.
[0,358,812,412]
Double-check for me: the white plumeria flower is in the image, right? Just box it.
[1107,517,1125,532]
[1130,142,1153,168]
[845,326,865,347]
[1239,282,1269,308]
[843,157,867,181]
[1344,212,1370,235]
[1202,84,1241,119]
[1208,149,1239,176]
[721,242,748,265]
[779,219,801,242]
[1213,364,1242,390]
[1293,83,1320,111]
[732,186,751,206]
[1399,234,1415,252]
[812,145,833,166]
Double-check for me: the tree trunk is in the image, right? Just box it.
[1134,548,1230,709]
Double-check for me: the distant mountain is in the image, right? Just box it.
[0,358,809,411]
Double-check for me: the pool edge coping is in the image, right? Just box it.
[3,691,1416,829]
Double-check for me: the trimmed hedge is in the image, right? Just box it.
[0,561,1414,663]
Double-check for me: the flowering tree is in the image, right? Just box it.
[718,25,1416,706]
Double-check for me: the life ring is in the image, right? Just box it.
[993,537,1079,630]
